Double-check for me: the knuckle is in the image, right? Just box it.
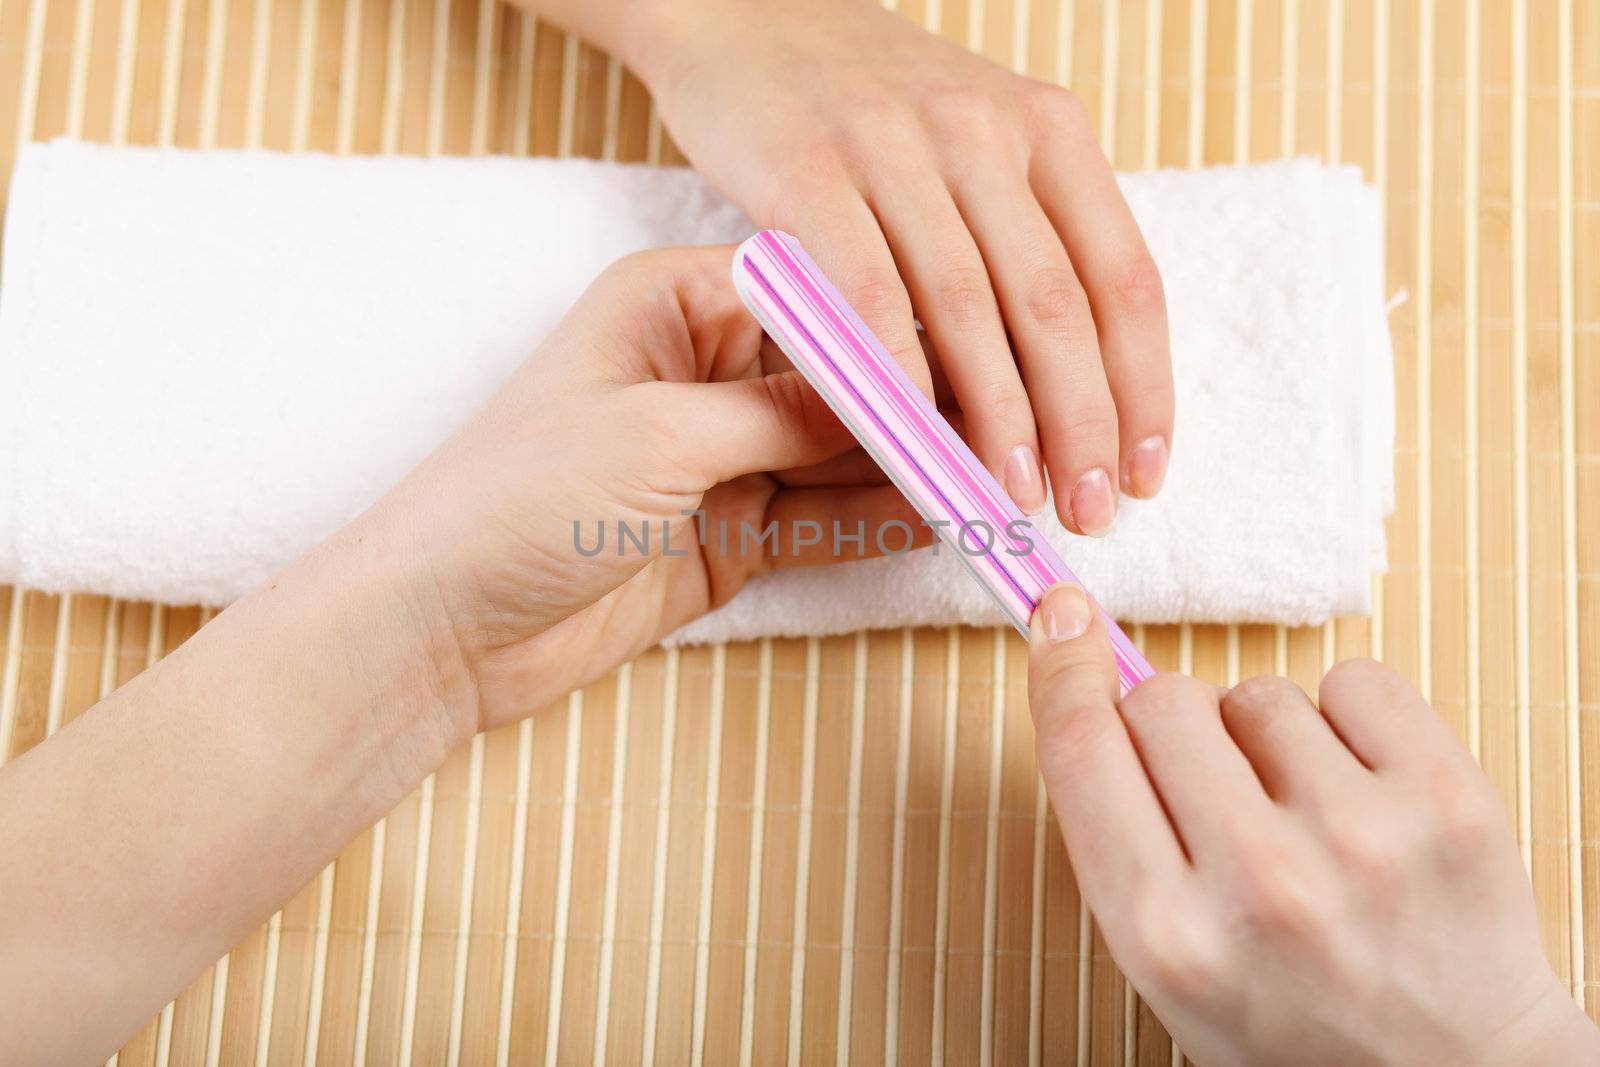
[962,368,1032,430]
[1031,677,1115,771]
[606,248,654,275]
[1219,679,1301,752]
[1319,656,1391,702]
[601,248,667,288]
[762,371,846,454]
[1421,767,1504,855]
[1120,671,1210,723]
[1057,409,1121,455]
[1222,675,1303,717]
[1037,365,1120,445]
[842,266,911,323]
[1027,84,1091,139]
[1229,673,1299,702]
[1110,252,1166,317]
[933,265,997,328]
[1023,267,1090,331]
[1112,375,1175,427]
[888,344,933,387]
[760,369,811,427]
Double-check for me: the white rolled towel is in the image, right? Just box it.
[0,140,1393,640]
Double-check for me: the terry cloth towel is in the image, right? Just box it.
[0,140,1393,640]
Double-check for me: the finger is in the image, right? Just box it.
[775,447,892,488]
[1118,673,1278,864]
[1029,92,1174,499]
[759,298,957,407]
[1029,584,1187,907]
[694,481,930,605]
[584,245,762,384]
[646,372,856,484]
[918,330,960,408]
[866,168,1048,515]
[949,171,1122,536]
[1317,658,1469,775]
[772,184,936,400]
[776,407,969,487]
[762,484,932,564]
[1219,675,1371,808]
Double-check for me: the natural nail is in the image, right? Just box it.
[1004,445,1047,515]
[1069,467,1117,537]
[1125,436,1169,499]
[1036,583,1093,643]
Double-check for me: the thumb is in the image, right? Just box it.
[1027,584,1187,943]
[651,372,855,484]
[1028,583,1121,745]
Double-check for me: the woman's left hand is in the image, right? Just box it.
[371,244,923,734]
[2,245,927,1067]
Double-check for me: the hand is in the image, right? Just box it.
[370,245,923,734]
[0,244,931,1066]
[624,0,1173,535]
[1026,584,1600,1065]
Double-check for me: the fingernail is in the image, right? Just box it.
[1069,468,1117,537]
[1034,583,1093,643]
[1124,436,1169,499]
[1004,445,1047,515]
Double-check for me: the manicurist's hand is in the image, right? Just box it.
[1027,585,1600,1066]
[536,0,1174,536]
[0,246,919,1066]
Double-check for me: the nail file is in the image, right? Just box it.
[732,229,1154,695]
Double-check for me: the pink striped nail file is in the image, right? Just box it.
[732,229,1153,696]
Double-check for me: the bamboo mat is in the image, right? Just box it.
[0,0,1596,1062]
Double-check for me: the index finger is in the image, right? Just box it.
[1029,584,1187,908]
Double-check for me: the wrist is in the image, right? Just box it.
[273,506,482,775]
[1478,975,1600,1066]
[615,0,811,100]
[527,0,698,92]
[610,0,706,97]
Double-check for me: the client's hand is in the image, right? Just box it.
[0,244,923,1067]
[1026,584,1600,1066]
[587,0,1175,534]
[371,244,921,733]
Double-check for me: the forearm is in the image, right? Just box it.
[504,0,833,93]
[505,0,672,80]
[0,511,472,1066]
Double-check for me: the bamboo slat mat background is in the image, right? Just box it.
[0,0,1596,1062]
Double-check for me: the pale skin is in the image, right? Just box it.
[1029,583,1600,1066]
[530,0,1176,536]
[0,250,1595,1066]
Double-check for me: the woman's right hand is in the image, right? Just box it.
[1026,583,1600,1065]
[609,0,1175,537]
